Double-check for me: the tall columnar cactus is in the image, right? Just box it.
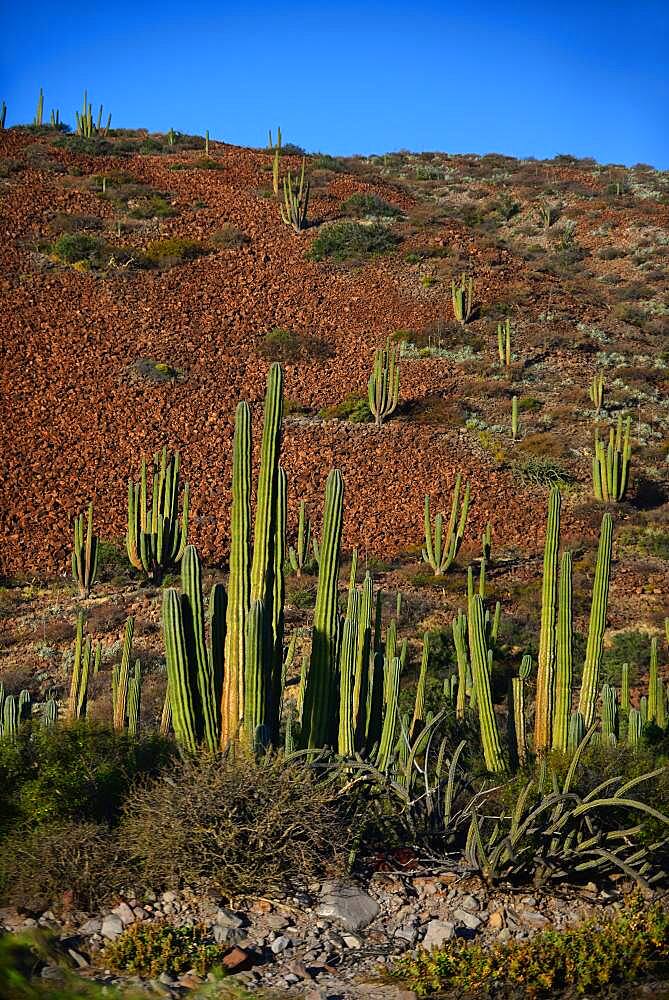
[338,597,359,756]
[468,595,505,773]
[590,374,605,414]
[510,654,532,767]
[451,274,474,325]
[452,609,469,719]
[497,319,511,367]
[221,402,251,747]
[72,503,98,598]
[511,395,519,441]
[34,88,44,127]
[422,475,470,576]
[127,446,189,582]
[289,500,312,577]
[368,340,401,428]
[162,548,226,753]
[648,637,659,725]
[376,655,402,772]
[75,90,111,137]
[67,612,100,721]
[627,708,642,747]
[592,414,631,502]
[410,633,430,739]
[568,711,585,751]
[352,571,374,744]
[482,522,492,563]
[621,662,630,713]
[280,158,310,232]
[534,487,561,753]
[552,550,573,753]
[1,696,18,740]
[577,513,614,728]
[112,617,135,733]
[301,469,344,749]
[0,102,6,129]
[127,660,141,737]
[42,698,58,728]
[601,683,618,744]
[18,690,31,722]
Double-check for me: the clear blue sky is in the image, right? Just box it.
[2,1,668,168]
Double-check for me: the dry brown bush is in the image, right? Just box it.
[119,751,350,899]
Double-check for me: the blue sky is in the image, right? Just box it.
[2,1,668,168]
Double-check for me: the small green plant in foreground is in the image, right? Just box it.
[393,895,669,998]
[103,920,227,978]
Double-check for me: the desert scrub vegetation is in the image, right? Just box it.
[308,220,401,262]
[118,751,349,898]
[103,921,227,978]
[340,192,402,218]
[392,894,669,998]
[318,393,373,422]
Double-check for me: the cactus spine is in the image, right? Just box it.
[301,470,344,749]
[368,340,401,428]
[534,487,561,753]
[422,475,470,576]
[577,513,613,728]
[72,502,98,598]
[127,447,189,582]
[592,414,631,502]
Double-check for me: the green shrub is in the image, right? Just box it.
[53,136,112,156]
[0,721,174,835]
[103,921,227,978]
[312,153,347,172]
[119,751,348,898]
[309,221,401,262]
[319,394,373,423]
[142,238,209,266]
[393,894,669,998]
[511,455,571,487]
[50,234,107,265]
[211,224,249,248]
[287,583,316,609]
[341,193,402,218]
[128,195,176,219]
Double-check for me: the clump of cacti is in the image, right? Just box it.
[592,414,631,502]
[280,158,310,232]
[422,474,470,576]
[368,340,400,428]
[497,319,511,367]
[72,502,98,598]
[451,274,474,325]
[127,446,189,582]
[75,90,111,138]
[67,612,100,721]
[590,373,605,413]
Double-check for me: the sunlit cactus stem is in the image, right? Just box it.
[422,474,470,576]
[72,502,98,598]
[368,340,401,428]
[534,487,561,753]
[497,319,511,367]
[468,595,505,773]
[409,633,430,739]
[627,708,642,747]
[127,660,141,737]
[552,550,573,753]
[590,374,605,414]
[648,637,659,724]
[511,395,519,441]
[280,157,310,232]
[113,617,135,732]
[592,414,631,502]
[67,612,98,721]
[577,512,613,728]
[510,654,532,767]
[621,662,630,713]
[289,500,312,577]
[34,87,44,127]
[0,102,6,129]
[452,609,468,719]
[601,682,618,744]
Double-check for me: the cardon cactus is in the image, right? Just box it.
[72,502,98,598]
[422,474,470,576]
[451,273,474,325]
[280,158,310,232]
[590,374,605,413]
[368,340,401,427]
[289,500,312,577]
[67,612,100,721]
[552,550,573,753]
[468,595,505,773]
[498,319,511,367]
[301,469,344,749]
[127,446,189,582]
[112,617,135,733]
[592,414,631,502]
[577,513,613,728]
[510,654,532,767]
[534,487,561,752]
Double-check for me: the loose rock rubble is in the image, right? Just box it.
[1,870,658,997]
